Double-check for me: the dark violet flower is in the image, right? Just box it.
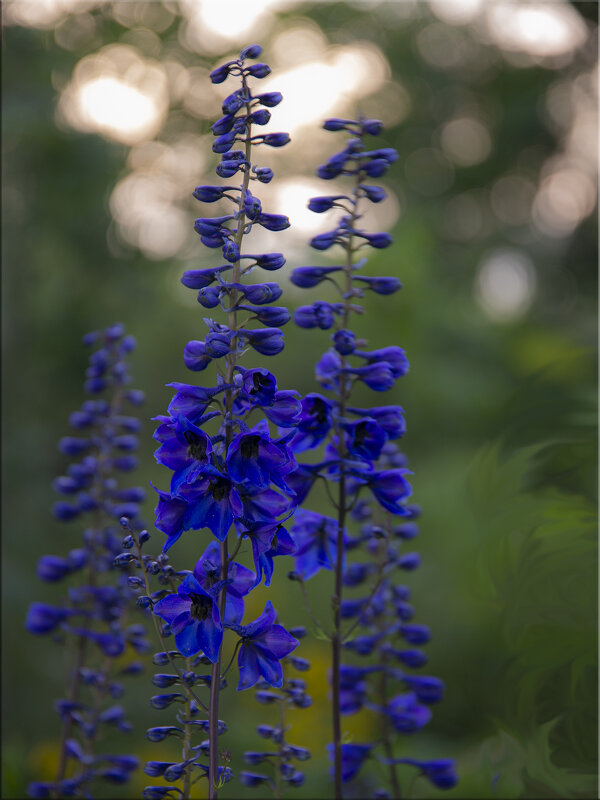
[193,540,254,625]
[26,603,71,634]
[401,675,445,704]
[153,414,212,474]
[327,743,373,782]
[348,405,406,439]
[386,693,432,733]
[287,393,333,453]
[384,758,458,790]
[290,266,343,288]
[234,601,299,690]
[153,574,223,661]
[291,510,346,580]
[171,465,243,543]
[358,468,412,514]
[226,421,296,492]
[343,417,387,462]
[237,327,285,356]
[352,275,402,295]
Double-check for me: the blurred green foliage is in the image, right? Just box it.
[2,2,597,798]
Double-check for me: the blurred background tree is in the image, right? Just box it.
[2,1,597,798]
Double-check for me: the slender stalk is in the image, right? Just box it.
[331,171,362,799]
[182,656,193,800]
[380,663,401,799]
[54,634,87,785]
[274,695,286,800]
[208,75,253,799]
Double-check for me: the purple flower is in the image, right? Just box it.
[153,574,222,661]
[193,540,255,625]
[327,743,373,782]
[343,417,387,462]
[233,601,299,690]
[226,421,296,491]
[386,692,432,733]
[291,510,346,580]
[172,465,243,542]
[153,414,212,474]
[355,468,412,514]
[385,758,458,790]
[287,393,333,453]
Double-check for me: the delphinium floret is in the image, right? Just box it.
[25,324,147,799]
[146,44,301,800]
[285,117,457,797]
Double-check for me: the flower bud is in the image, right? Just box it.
[37,555,71,582]
[183,340,211,372]
[253,166,273,183]
[246,63,271,78]
[333,329,356,355]
[145,726,184,742]
[210,63,230,84]
[240,44,262,59]
[255,91,282,107]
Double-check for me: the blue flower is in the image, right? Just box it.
[343,417,387,462]
[232,601,299,690]
[287,393,333,452]
[386,692,432,733]
[172,465,243,542]
[153,574,223,661]
[291,510,346,580]
[153,414,213,473]
[193,540,255,625]
[383,758,458,790]
[327,743,373,782]
[226,421,296,491]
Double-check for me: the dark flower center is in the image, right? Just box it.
[252,373,270,392]
[189,593,212,622]
[210,477,230,501]
[205,568,219,587]
[353,423,368,447]
[184,431,207,461]
[309,398,328,425]
[240,435,261,461]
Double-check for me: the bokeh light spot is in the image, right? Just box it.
[476,249,536,321]
[441,117,492,167]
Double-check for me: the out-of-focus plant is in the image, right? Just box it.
[26,324,148,798]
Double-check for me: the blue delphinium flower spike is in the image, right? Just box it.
[285,117,457,796]
[25,324,146,799]
[148,44,302,798]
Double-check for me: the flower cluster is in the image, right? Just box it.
[147,44,301,797]
[286,117,457,795]
[26,324,147,799]
[240,625,312,794]
[25,44,458,800]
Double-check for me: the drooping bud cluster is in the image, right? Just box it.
[26,324,147,799]
[240,626,312,794]
[285,117,457,795]
[148,45,301,798]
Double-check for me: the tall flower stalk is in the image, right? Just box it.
[147,44,302,799]
[287,117,457,797]
[26,323,147,799]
